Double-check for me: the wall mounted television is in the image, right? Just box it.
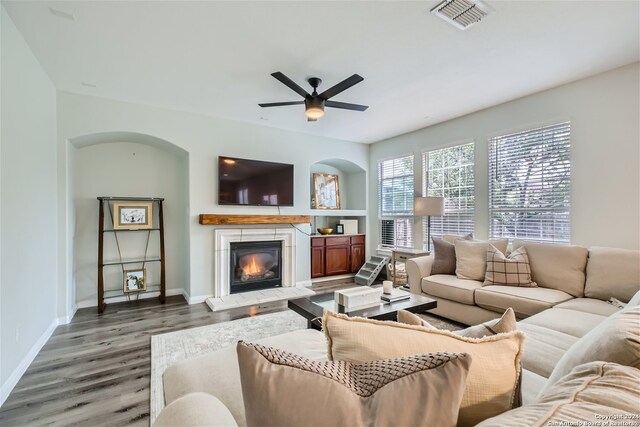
[218,156,294,206]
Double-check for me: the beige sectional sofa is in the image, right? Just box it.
[155,243,640,426]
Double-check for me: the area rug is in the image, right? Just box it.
[150,310,307,423]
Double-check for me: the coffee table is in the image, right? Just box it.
[288,287,437,330]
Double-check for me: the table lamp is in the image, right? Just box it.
[414,196,445,252]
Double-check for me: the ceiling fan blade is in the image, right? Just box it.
[325,100,369,111]
[258,101,305,108]
[318,74,364,100]
[271,72,310,98]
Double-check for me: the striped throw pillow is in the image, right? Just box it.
[484,245,537,287]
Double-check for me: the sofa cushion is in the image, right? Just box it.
[520,369,547,405]
[520,307,608,339]
[237,341,470,427]
[475,285,573,318]
[154,392,238,427]
[475,362,640,427]
[484,245,536,287]
[584,246,640,303]
[431,233,472,275]
[513,240,588,297]
[397,307,516,338]
[162,329,327,427]
[323,310,525,427]
[455,239,509,281]
[629,290,640,306]
[553,298,622,316]
[421,274,483,305]
[516,323,578,378]
[542,305,640,393]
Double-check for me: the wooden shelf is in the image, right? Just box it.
[199,214,311,225]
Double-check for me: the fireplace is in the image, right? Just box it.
[229,241,282,293]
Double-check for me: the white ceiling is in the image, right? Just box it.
[3,1,639,144]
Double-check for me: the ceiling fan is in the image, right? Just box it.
[259,72,368,121]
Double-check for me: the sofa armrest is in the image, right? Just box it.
[406,255,434,295]
[154,392,238,427]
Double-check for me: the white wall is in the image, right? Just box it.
[72,141,190,307]
[57,93,369,302]
[369,63,640,251]
[1,6,58,401]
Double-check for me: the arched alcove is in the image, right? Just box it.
[310,158,366,211]
[68,132,190,308]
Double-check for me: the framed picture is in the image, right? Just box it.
[336,224,344,235]
[313,173,341,210]
[113,202,153,230]
[123,269,146,293]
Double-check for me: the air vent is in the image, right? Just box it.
[431,0,494,30]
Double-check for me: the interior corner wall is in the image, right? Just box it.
[368,63,640,251]
[1,6,58,398]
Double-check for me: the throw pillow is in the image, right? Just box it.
[237,341,471,427]
[475,362,640,427]
[455,239,509,281]
[483,245,537,287]
[443,233,474,244]
[397,307,517,338]
[323,310,525,427]
[540,305,640,394]
[431,233,474,275]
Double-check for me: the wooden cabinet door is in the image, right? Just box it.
[350,244,365,273]
[325,245,351,275]
[311,246,325,278]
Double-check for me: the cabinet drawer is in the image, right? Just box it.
[350,235,365,245]
[311,237,325,247]
[325,237,350,246]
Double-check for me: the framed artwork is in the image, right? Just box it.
[113,202,153,230]
[336,224,344,235]
[313,173,341,210]
[123,269,146,293]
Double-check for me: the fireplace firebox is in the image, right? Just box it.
[229,241,282,294]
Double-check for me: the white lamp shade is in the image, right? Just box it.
[414,197,445,216]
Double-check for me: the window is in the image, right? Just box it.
[378,154,414,248]
[423,142,475,243]
[489,121,571,243]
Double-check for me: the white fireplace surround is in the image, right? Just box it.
[214,228,296,298]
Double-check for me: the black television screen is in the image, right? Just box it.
[218,156,294,206]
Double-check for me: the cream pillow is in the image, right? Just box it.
[237,341,471,427]
[397,307,516,338]
[323,310,525,427]
[484,245,537,287]
[455,239,509,281]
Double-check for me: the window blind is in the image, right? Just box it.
[423,142,475,243]
[489,121,571,243]
[378,154,414,248]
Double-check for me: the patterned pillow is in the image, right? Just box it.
[237,341,471,427]
[484,245,537,287]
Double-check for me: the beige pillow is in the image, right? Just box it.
[484,245,537,287]
[443,233,474,244]
[398,307,517,338]
[237,341,471,427]
[153,392,238,427]
[455,239,509,281]
[541,305,640,394]
[432,233,474,275]
[323,310,525,427]
[476,361,640,427]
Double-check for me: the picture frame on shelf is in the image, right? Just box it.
[313,173,340,210]
[123,268,146,293]
[113,201,153,230]
[336,224,344,234]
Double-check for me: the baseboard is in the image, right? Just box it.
[57,306,77,325]
[187,294,211,304]
[310,273,356,284]
[296,280,313,288]
[76,288,187,309]
[0,318,58,407]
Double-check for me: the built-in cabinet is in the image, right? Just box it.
[311,235,365,278]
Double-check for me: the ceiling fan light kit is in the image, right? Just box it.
[259,72,368,122]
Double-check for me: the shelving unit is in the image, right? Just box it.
[97,196,166,314]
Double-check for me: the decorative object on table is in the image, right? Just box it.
[381,288,410,303]
[414,196,445,252]
[339,219,358,235]
[313,173,340,209]
[317,227,333,235]
[123,268,146,293]
[113,201,153,230]
[334,287,382,308]
[382,280,393,294]
[386,260,408,285]
[335,224,344,234]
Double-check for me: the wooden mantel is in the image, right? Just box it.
[199,214,311,225]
